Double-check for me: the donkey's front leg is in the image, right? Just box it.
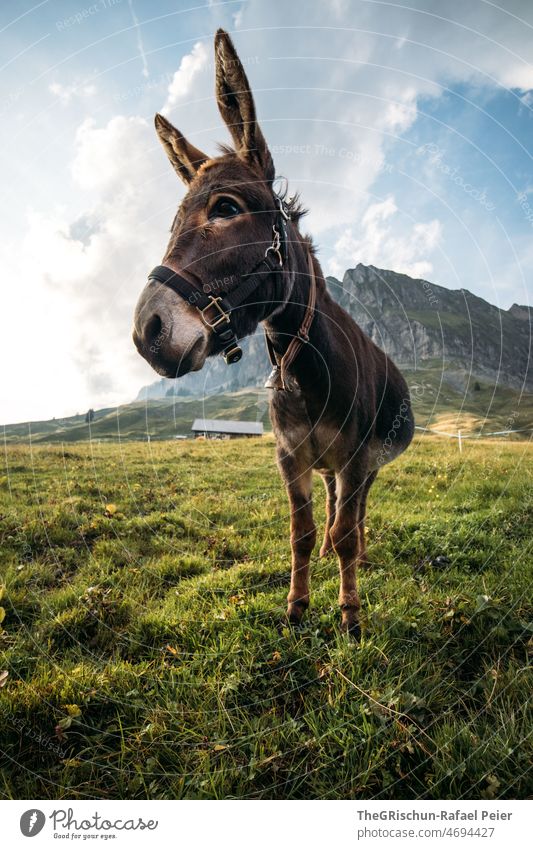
[278,452,316,625]
[330,459,369,637]
[357,470,377,568]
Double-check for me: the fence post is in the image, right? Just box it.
[458,429,462,453]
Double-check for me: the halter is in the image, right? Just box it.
[147,193,316,390]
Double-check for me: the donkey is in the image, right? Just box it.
[133,29,414,637]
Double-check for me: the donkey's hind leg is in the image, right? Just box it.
[277,451,316,625]
[319,471,336,558]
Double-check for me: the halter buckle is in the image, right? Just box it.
[223,344,242,365]
[200,296,231,329]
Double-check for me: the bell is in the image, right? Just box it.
[264,365,285,390]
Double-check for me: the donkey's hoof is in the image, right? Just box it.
[342,621,361,641]
[286,600,308,626]
[340,607,361,640]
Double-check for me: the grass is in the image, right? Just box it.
[0,435,531,799]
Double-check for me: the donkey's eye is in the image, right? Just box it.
[209,198,242,219]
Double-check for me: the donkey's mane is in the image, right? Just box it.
[279,187,307,225]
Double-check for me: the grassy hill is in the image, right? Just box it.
[3,371,532,444]
[2,391,270,444]
[0,436,531,798]
[402,364,533,436]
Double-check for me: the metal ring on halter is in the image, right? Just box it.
[265,226,283,266]
[265,246,283,265]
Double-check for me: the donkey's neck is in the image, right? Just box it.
[264,249,339,409]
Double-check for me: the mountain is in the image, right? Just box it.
[137,264,532,400]
[136,331,271,400]
[329,265,532,391]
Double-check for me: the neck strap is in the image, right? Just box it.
[264,251,317,390]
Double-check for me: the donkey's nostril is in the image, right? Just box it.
[143,313,165,349]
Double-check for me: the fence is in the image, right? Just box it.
[414,425,532,452]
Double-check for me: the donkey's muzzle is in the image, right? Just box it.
[132,278,209,377]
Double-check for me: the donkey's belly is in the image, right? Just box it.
[271,390,414,472]
[369,402,415,470]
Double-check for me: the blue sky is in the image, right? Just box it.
[1,0,532,422]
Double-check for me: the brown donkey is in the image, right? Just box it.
[133,30,414,637]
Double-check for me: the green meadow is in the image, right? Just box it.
[0,436,531,799]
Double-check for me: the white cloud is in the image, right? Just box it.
[0,115,180,423]
[71,116,152,192]
[49,81,97,105]
[162,41,208,116]
[383,91,418,133]
[330,196,441,279]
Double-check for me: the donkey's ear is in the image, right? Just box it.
[154,113,209,185]
[214,29,274,181]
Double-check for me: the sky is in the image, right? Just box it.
[1,0,532,423]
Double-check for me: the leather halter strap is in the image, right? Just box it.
[148,249,282,365]
[264,252,317,390]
